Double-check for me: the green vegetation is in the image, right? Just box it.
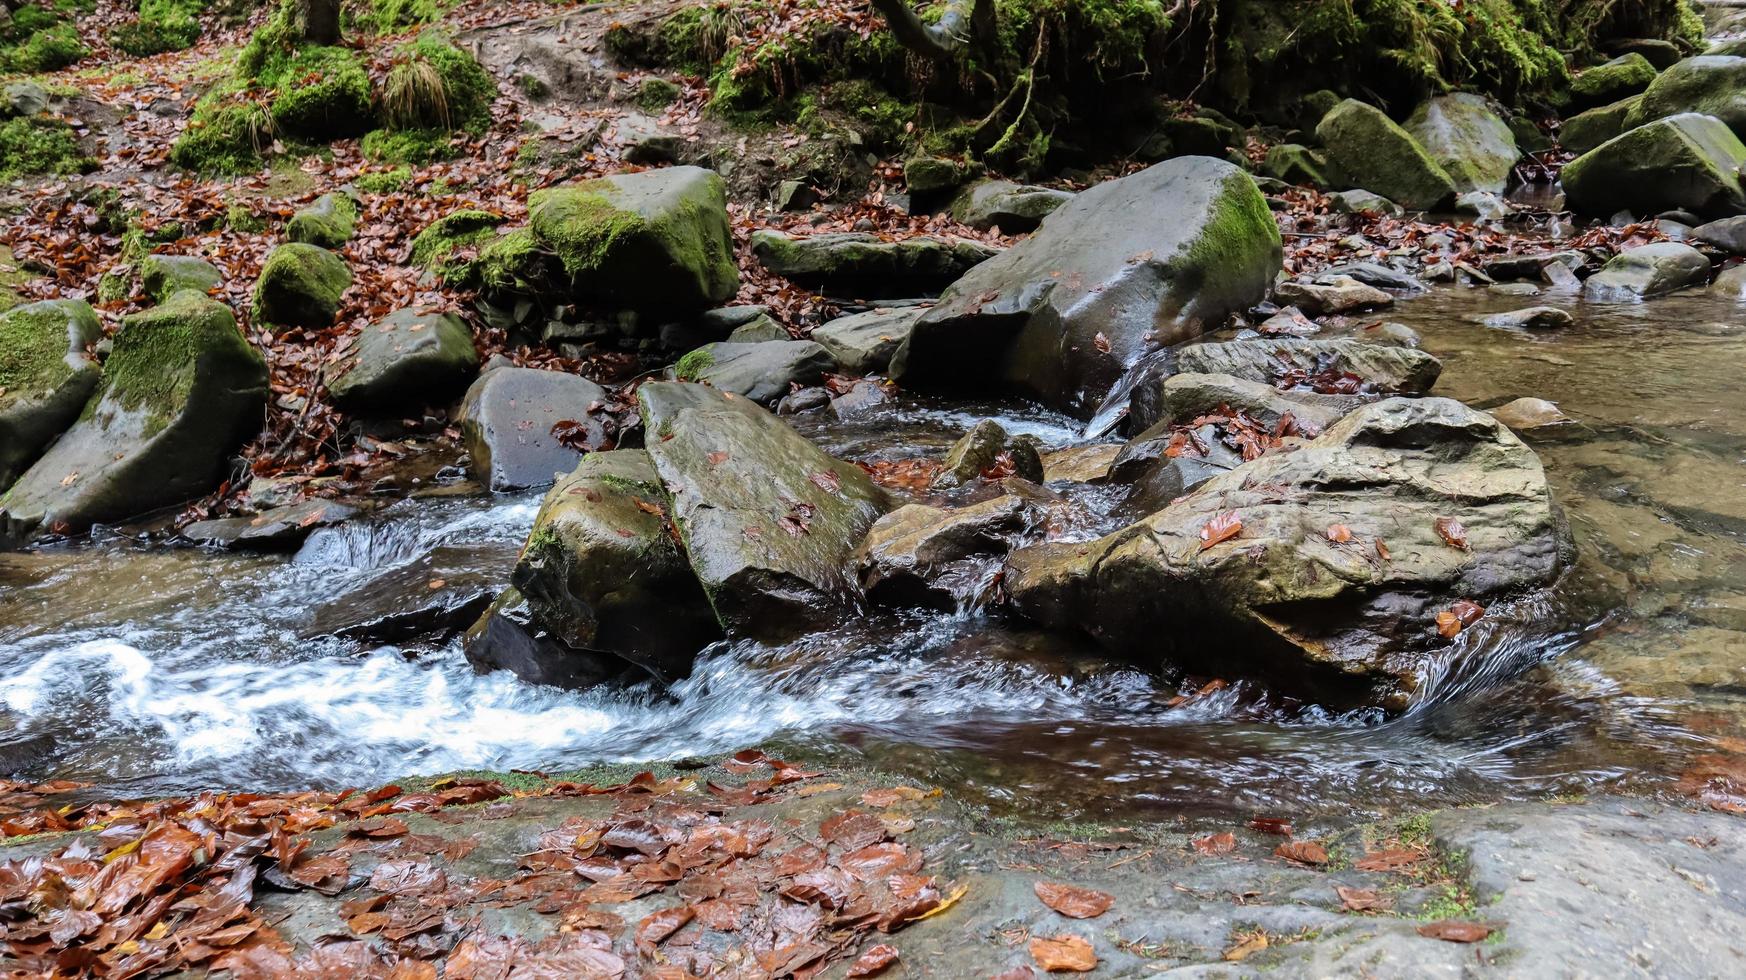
[366,33,497,163]
[0,115,92,178]
[409,208,503,279]
[636,76,681,112]
[110,0,205,57]
[355,166,414,194]
[351,0,452,36]
[0,301,87,392]
[673,346,716,381]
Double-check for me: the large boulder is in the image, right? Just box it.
[750,231,999,297]
[0,300,102,491]
[326,308,479,413]
[1004,398,1571,711]
[1560,96,1641,156]
[1175,338,1442,394]
[893,157,1281,418]
[810,306,923,375]
[140,254,223,303]
[1582,242,1711,300]
[1625,56,1746,138]
[1560,113,1746,219]
[1316,99,1458,210]
[1567,53,1659,112]
[1405,93,1519,194]
[0,292,267,541]
[527,166,738,317]
[253,242,351,329]
[512,450,721,682]
[459,366,606,492]
[637,382,890,639]
[672,340,834,404]
[286,192,357,249]
[948,180,1074,232]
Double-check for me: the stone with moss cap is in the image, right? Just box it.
[0,300,102,491]
[265,46,375,141]
[510,449,721,684]
[1567,53,1659,113]
[326,308,478,414]
[527,166,738,318]
[1625,56,1746,139]
[0,292,267,543]
[1562,95,1642,155]
[140,254,223,303]
[286,192,357,249]
[253,242,352,329]
[1562,113,1746,219]
[1316,99,1457,211]
[1405,93,1518,194]
[893,156,1282,421]
[1261,144,1329,189]
[637,381,891,641]
[410,208,505,282]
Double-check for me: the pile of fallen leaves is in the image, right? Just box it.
[1163,405,1308,463]
[0,750,958,978]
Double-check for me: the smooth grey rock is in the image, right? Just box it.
[307,544,502,644]
[463,587,630,690]
[182,499,361,551]
[1583,242,1712,300]
[326,308,479,412]
[2,80,48,118]
[811,306,923,375]
[1130,372,1361,437]
[459,367,606,492]
[725,315,788,343]
[1274,274,1393,315]
[948,180,1074,232]
[1322,261,1425,292]
[1562,113,1746,219]
[1710,262,1746,298]
[1328,188,1404,215]
[750,230,999,297]
[857,481,1067,610]
[673,340,833,404]
[613,112,684,165]
[1693,215,1746,254]
[1176,338,1442,394]
[1406,93,1518,194]
[1484,306,1574,330]
[1490,397,1572,430]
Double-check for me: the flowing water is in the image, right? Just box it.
[2,283,1743,826]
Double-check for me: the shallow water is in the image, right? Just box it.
[1,283,1742,826]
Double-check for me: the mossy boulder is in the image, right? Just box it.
[1,81,48,118]
[1567,53,1659,112]
[527,166,738,318]
[1261,144,1330,188]
[169,100,273,175]
[140,254,223,303]
[671,340,833,404]
[750,230,1000,298]
[1625,56,1746,139]
[1562,113,1746,219]
[1561,96,1643,155]
[0,300,102,491]
[637,381,891,640]
[326,308,478,413]
[410,209,507,282]
[895,156,1282,420]
[286,193,357,249]
[0,292,268,542]
[1405,93,1519,194]
[1316,99,1457,211]
[458,366,605,492]
[1004,398,1571,712]
[948,180,1075,232]
[0,115,93,179]
[253,242,352,329]
[265,46,374,141]
[511,450,722,684]
[904,155,972,196]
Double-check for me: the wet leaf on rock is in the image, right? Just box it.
[1434,516,1470,550]
[1029,934,1097,972]
[1417,920,1493,943]
[1200,511,1243,550]
[1192,832,1238,855]
[1247,817,1293,836]
[1033,881,1115,919]
[1274,840,1328,865]
[1335,886,1390,912]
[846,943,900,977]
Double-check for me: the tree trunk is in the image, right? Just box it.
[297,0,342,45]
[868,0,997,61]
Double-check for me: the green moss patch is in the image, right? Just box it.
[355,166,414,194]
[410,208,503,278]
[106,291,236,419]
[110,0,204,57]
[0,116,93,179]
[0,300,94,393]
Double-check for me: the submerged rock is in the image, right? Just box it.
[750,231,999,297]
[1405,93,1518,194]
[1,292,268,541]
[894,157,1281,418]
[1005,398,1571,710]
[1175,338,1442,394]
[811,307,923,375]
[672,340,834,404]
[326,309,479,413]
[139,255,222,302]
[528,166,738,317]
[948,180,1074,232]
[1491,397,1573,430]
[463,587,631,690]
[253,242,351,329]
[307,544,502,645]
[638,382,890,640]
[1561,113,1746,219]
[1625,56,1746,138]
[1483,306,1574,330]
[513,451,720,683]
[1274,275,1393,316]
[0,300,102,492]
[1316,99,1457,210]
[459,366,606,492]
[182,499,361,551]
[1583,242,1711,300]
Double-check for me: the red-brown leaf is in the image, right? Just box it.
[1325,523,1352,543]
[1248,817,1293,836]
[1274,840,1328,865]
[1192,832,1238,855]
[1434,516,1470,550]
[1199,511,1242,550]
[1030,934,1097,972]
[635,904,694,948]
[1033,881,1114,919]
[846,944,900,977]
[1417,920,1493,943]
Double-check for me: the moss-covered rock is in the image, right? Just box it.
[1567,53,1659,112]
[265,46,375,141]
[670,339,833,404]
[409,208,504,282]
[109,0,203,56]
[1261,143,1329,188]
[636,77,681,112]
[367,34,496,164]
[1316,99,1457,211]
[0,116,93,179]
[4,22,86,73]
[1625,55,1746,139]
[0,300,102,491]
[325,308,478,413]
[1561,95,1642,155]
[1563,112,1746,219]
[0,292,268,543]
[169,99,274,175]
[948,180,1074,232]
[527,166,738,318]
[637,381,891,641]
[1405,93,1518,194]
[140,254,224,302]
[286,192,357,249]
[1,81,48,118]
[511,449,721,684]
[253,242,352,329]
